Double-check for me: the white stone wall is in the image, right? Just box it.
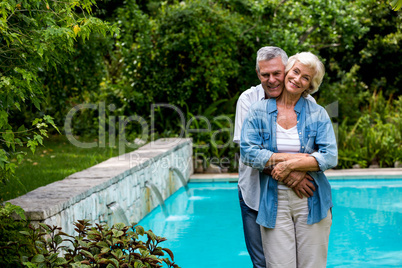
[9,138,193,237]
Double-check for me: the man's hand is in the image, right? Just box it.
[262,166,274,175]
[292,176,316,199]
[263,165,316,199]
[282,170,307,188]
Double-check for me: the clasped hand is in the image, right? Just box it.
[270,153,316,198]
[271,161,292,182]
[271,165,315,198]
[271,153,309,182]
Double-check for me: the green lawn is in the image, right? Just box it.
[1,135,138,202]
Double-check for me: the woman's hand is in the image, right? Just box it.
[266,153,310,167]
[271,160,293,181]
[291,153,310,159]
[271,155,318,181]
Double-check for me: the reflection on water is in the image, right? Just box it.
[188,196,210,201]
[165,215,191,221]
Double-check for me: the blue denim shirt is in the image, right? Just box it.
[240,97,338,228]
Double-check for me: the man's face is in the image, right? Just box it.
[256,57,285,98]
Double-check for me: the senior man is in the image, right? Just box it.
[233,46,316,268]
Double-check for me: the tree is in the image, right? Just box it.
[0,0,117,184]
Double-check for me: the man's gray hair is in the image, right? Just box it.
[256,46,288,73]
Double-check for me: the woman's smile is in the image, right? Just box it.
[285,61,315,95]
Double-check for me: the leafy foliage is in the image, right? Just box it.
[391,0,402,10]
[2,0,402,183]
[149,1,244,107]
[0,204,179,268]
[337,93,402,168]
[103,0,255,114]
[0,0,117,184]
[0,202,28,266]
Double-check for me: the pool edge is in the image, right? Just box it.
[189,168,402,182]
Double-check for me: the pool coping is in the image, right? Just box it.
[189,168,402,182]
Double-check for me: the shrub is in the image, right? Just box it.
[0,203,29,267]
[337,93,402,168]
[0,203,179,268]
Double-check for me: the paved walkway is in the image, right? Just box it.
[189,168,402,182]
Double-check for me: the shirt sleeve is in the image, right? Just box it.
[305,94,316,104]
[310,108,338,171]
[233,95,252,144]
[240,104,274,171]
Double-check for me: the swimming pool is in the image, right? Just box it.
[138,179,402,267]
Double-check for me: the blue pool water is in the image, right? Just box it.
[138,179,402,267]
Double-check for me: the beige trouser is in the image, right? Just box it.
[260,189,332,268]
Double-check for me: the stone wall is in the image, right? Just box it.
[9,138,193,236]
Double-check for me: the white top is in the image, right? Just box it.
[233,84,316,210]
[276,123,300,190]
[276,124,300,154]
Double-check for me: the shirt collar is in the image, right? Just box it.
[268,99,277,114]
[258,84,266,100]
[266,95,305,114]
[294,96,306,113]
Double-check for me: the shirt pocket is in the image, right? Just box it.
[262,132,271,149]
[304,130,317,153]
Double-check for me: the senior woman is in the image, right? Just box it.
[240,52,337,268]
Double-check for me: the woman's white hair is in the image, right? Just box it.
[285,52,325,97]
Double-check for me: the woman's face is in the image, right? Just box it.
[285,61,315,96]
